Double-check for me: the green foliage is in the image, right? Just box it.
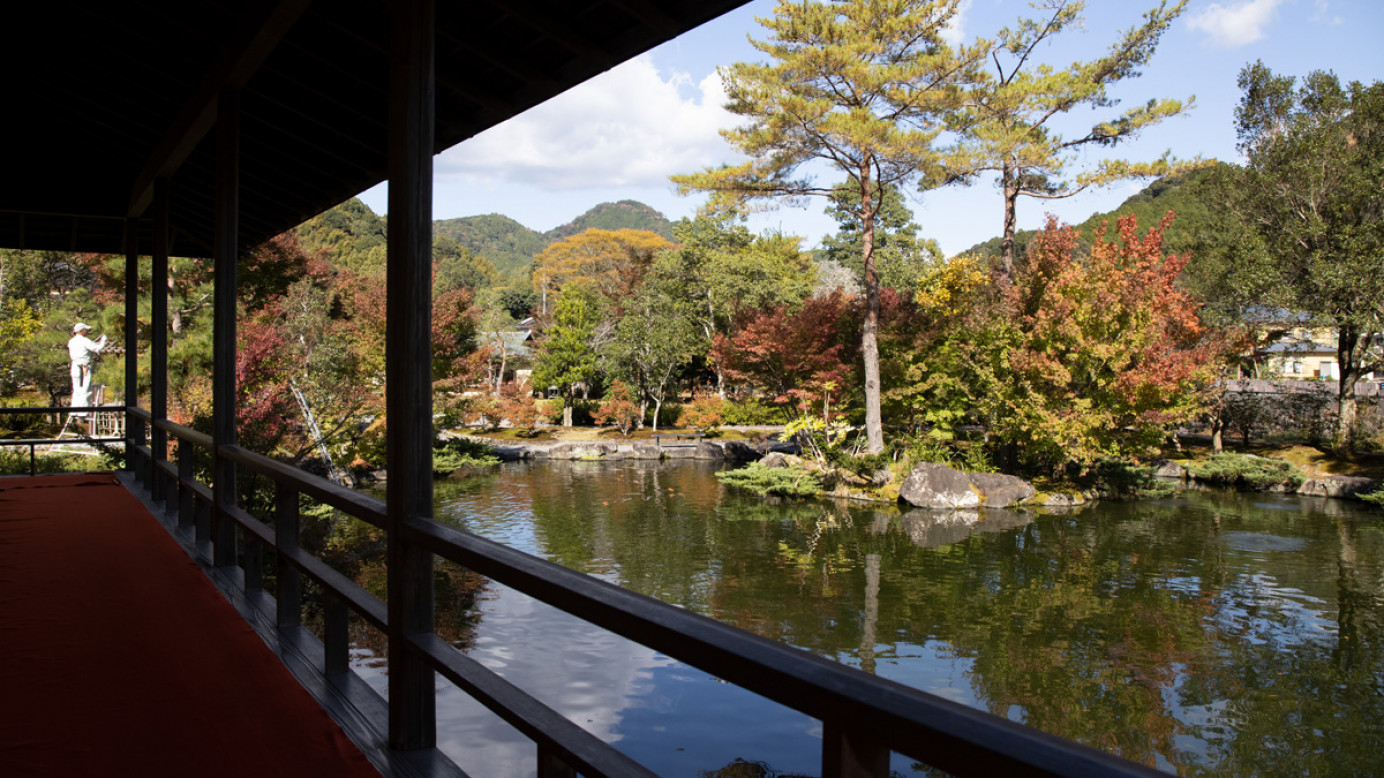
[531,283,604,411]
[719,397,785,426]
[433,213,548,281]
[1360,488,1384,508]
[432,436,500,474]
[1089,459,1176,500]
[1187,453,1305,491]
[717,461,823,498]
[0,447,119,475]
[822,182,942,292]
[1195,64,1384,449]
[433,236,499,295]
[295,197,387,276]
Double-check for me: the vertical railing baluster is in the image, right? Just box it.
[537,747,577,778]
[178,443,194,529]
[195,489,211,550]
[245,533,264,593]
[324,592,349,676]
[275,482,301,630]
[822,722,890,778]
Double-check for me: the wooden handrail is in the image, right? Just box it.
[401,516,1157,777]
[219,443,387,527]
[94,403,1161,776]
[410,633,657,778]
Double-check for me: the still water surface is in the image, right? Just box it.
[350,460,1384,776]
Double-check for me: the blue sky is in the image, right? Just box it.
[357,0,1383,257]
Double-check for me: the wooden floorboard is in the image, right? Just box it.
[0,472,381,778]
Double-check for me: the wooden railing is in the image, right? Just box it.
[62,404,1162,777]
[0,405,127,475]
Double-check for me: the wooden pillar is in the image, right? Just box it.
[150,179,170,502]
[212,87,240,568]
[123,219,144,462]
[385,0,437,751]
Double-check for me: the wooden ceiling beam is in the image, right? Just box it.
[126,0,312,218]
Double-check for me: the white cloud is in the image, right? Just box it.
[1187,0,1286,47]
[940,0,972,46]
[434,55,734,191]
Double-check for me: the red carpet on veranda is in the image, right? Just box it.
[0,473,379,777]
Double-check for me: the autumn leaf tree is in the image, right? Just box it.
[978,213,1220,473]
[530,228,672,314]
[952,0,1193,280]
[673,0,985,454]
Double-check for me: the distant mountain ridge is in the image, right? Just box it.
[434,199,674,279]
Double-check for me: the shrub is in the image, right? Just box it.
[432,436,499,474]
[1090,459,1175,500]
[717,461,822,498]
[1361,488,1384,508]
[719,397,785,426]
[592,381,641,436]
[679,396,725,432]
[494,382,539,433]
[1187,452,1305,491]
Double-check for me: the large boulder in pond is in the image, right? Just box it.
[899,463,1035,509]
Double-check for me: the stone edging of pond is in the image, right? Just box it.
[455,435,800,464]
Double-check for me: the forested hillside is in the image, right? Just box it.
[545,200,674,242]
[962,163,1228,260]
[433,214,548,280]
[432,200,673,281]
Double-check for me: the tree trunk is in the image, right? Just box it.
[652,398,662,433]
[999,164,1019,284]
[860,172,884,455]
[1337,325,1360,454]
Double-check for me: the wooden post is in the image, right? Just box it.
[386,0,437,751]
[822,722,890,778]
[212,87,240,568]
[123,219,143,464]
[150,179,170,503]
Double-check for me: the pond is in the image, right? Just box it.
[347,460,1384,777]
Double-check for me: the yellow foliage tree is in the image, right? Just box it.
[531,229,673,311]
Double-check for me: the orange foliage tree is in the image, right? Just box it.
[530,228,673,311]
[977,212,1222,472]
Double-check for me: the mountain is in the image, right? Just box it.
[432,213,548,279]
[303,199,676,283]
[543,200,674,242]
[961,163,1228,260]
[434,200,675,280]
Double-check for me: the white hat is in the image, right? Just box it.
[73,323,91,332]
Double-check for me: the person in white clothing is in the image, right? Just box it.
[68,323,107,416]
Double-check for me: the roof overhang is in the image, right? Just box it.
[1,0,748,257]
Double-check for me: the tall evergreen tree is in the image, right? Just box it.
[951,0,1192,281]
[674,0,984,453]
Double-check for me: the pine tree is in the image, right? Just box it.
[952,0,1193,281]
[673,0,984,453]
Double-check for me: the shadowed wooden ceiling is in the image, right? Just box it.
[0,0,747,257]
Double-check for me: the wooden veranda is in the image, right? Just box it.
[1,2,1163,776]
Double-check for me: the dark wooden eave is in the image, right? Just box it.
[0,0,747,257]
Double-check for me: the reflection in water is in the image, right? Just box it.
[347,461,1384,777]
